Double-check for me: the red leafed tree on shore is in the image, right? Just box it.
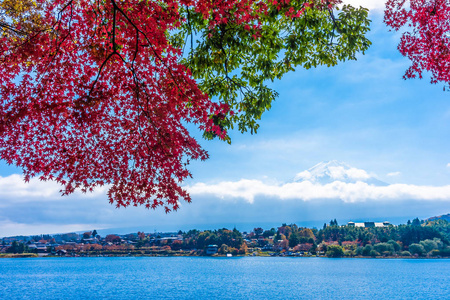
[385,0,450,85]
[0,0,371,211]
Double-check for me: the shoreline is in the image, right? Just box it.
[1,253,448,259]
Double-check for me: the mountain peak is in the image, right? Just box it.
[294,161,387,186]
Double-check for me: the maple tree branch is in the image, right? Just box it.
[325,1,339,46]
[0,21,26,35]
[131,68,176,162]
[37,1,76,81]
[185,6,195,58]
[86,51,116,99]
[85,2,121,102]
[112,2,117,51]
[69,0,174,161]
[109,0,197,107]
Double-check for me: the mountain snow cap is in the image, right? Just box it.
[294,160,386,186]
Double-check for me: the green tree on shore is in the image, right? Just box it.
[326,245,344,257]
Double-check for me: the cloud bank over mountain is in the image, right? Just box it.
[1,161,449,237]
[187,161,450,203]
[292,160,386,186]
[188,180,450,203]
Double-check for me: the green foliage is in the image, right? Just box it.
[419,239,438,253]
[185,228,243,250]
[409,243,426,256]
[329,219,339,226]
[362,245,373,256]
[263,228,276,238]
[253,227,264,237]
[397,225,444,246]
[316,220,449,249]
[179,220,450,256]
[355,246,363,256]
[430,249,440,257]
[374,243,394,255]
[344,250,353,257]
[423,220,450,242]
[274,232,284,242]
[289,232,300,248]
[387,240,400,252]
[440,247,450,257]
[412,218,421,227]
[400,251,411,256]
[176,2,371,138]
[218,244,229,254]
[326,245,344,257]
[6,241,26,254]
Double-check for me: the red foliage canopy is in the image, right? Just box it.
[0,0,361,212]
[385,0,450,84]
[0,0,234,212]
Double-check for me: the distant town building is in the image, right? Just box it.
[347,221,390,228]
[205,245,218,255]
[56,249,67,256]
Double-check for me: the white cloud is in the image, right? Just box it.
[0,174,108,202]
[342,0,385,10]
[294,165,371,182]
[0,174,60,199]
[0,219,104,237]
[329,166,370,180]
[188,180,268,203]
[294,171,313,181]
[387,172,401,177]
[447,163,450,168]
[1,172,449,237]
[187,179,450,204]
[4,172,449,209]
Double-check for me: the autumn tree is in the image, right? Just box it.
[279,238,289,250]
[105,234,121,243]
[171,239,183,250]
[385,0,450,86]
[0,0,370,210]
[90,243,103,251]
[137,231,146,240]
[299,228,315,239]
[82,231,92,239]
[239,242,248,254]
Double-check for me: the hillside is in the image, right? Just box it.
[426,214,450,222]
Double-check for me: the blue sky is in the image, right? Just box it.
[1,2,450,237]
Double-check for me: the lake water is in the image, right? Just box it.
[0,257,448,299]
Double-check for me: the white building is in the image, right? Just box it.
[347,221,390,228]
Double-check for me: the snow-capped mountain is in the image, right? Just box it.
[293,160,387,186]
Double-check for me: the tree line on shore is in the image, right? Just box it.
[2,218,450,257]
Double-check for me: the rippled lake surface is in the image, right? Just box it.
[1,257,449,299]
